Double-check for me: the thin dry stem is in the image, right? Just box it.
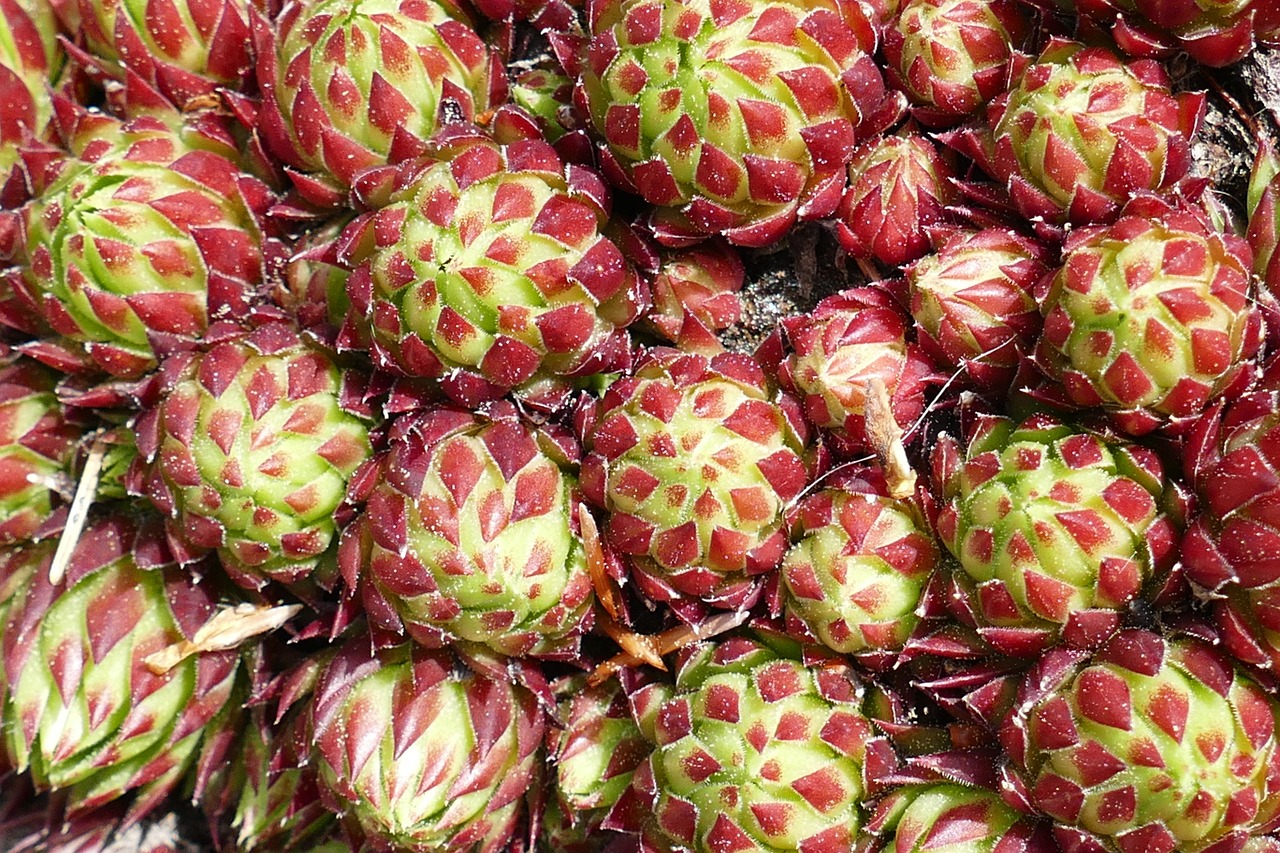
[588,610,749,686]
[48,432,108,586]
[1205,73,1259,138]
[144,602,303,674]
[580,504,624,620]
[598,617,666,669]
[865,377,917,499]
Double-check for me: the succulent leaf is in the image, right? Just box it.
[311,641,543,852]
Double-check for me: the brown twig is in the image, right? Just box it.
[588,610,749,686]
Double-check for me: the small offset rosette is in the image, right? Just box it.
[1071,0,1263,68]
[70,0,253,106]
[907,227,1048,394]
[770,286,938,458]
[836,131,957,269]
[337,127,647,409]
[129,323,372,589]
[341,403,595,659]
[932,414,1183,657]
[883,0,1030,126]
[0,0,64,204]
[860,781,1053,852]
[620,633,879,852]
[542,675,650,852]
[779,470,942,661]
[578,348,810,613]
[309,641,543,852]
[0,358,85,545]
[1183,380,1280,673]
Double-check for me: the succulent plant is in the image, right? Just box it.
[224,706,336,850]
[275,217,356,341]
[254,0,506,207]
[1035,193,1261,436]
[933,414,1182,656]
[623,634,877,852]
[645,240,745,344]
[836,131,957,269]
[311,641,543,852]
[5,0,1280,843]
[907,227,1048,393]
[972,38,1203,225]
[1004,630,1280,851]
[341,404,595,659]
[206,655,337,852]
[780,473,941,656]
[0,0,63,201]
[128,323,372,589]
[573,0,896,246]
[72,0,253,105]
[543,675,650,850]
[504,67,582,145]
[1182,383,1280,672]
[338,127,646,409]
[883,0,1030,126]
[1247,138,1280,298]
[1072,0,1261,68]
[773,287,938,456]
[579,348,810,611]
[0,359,83,545]
[859,782,1051,852]
[12,111,270,378]
[2,517,240,820]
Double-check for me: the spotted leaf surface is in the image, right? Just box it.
[1037,194,1260,435]
[1011,631,1280,851]
[934,414,1179,655]
[78,0,252,104]
[580,349,809,609]
[777,287,937,455]
[311,642,543,853]
[836,132,956,268]
[543,675,651,850]
[343,406,593,657]
[256,0,503,204]
[860,783,1047,852]
[575,0,889,246]
[644,636,873,852]
[341,130,644,407]
[1183,385,1280,672]
[782,485,940,654]
[883,0,1029,125]
[0,0,61,184]
[985,38,1201,224]
[131,324,371,587]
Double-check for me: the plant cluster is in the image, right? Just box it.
[2,0,1280,850]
